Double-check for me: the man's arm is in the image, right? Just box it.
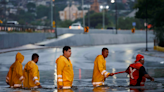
[140,66,154,81]
[97,57,113,78]
[125,67,129,74]
[31,64,41,88]
[6,70,10,85]
[16,64,24,83]
[56,58,65,89]
[144,74,154,81]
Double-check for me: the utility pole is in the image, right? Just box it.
[4,0,7,31]
[54,1,57,38]
[50,0,53,28]
[82,0,85,27]
[69,0,71,20]
[103,9,105,29]
[115,0,117,34]
[88,9,90,27]
[146,0,148,51]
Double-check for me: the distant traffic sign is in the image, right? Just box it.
[84,26,89,33]
[131,28,135,33]
[147,24,152,29]
[53,21,55,28]
[0,20,3,24]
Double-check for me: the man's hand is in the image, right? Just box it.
[150,77,154,81]
[38,85,42,88]
[109,73,114,76]
[144,74,154,82]
[59,86,63,89]
[6,82,9,85]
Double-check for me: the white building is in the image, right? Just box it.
[59,2,88,21]
[10,8,17,14]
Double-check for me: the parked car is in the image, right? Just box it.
[7,21,19,25]
[107,27,115,29]
[69,23,83,29]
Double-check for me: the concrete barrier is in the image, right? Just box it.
[42,33,154,47]
[0,28,154,49]
[0,33,55,49]
[154,46,164,52]
[56,28,154,36]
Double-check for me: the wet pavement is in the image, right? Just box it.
[0,43,164,92]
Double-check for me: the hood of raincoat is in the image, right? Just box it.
[24,61,36,71]
[56,55,70,63]
[15,52,24,63]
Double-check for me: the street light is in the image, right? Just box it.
[111,0,117,34]
[145,0,148,51]
[82,0,85,27]
[50,0,53,28]
[83,5,90,27]
[111,0,115,3]
[51,0,58,38]
[100,5,109,29]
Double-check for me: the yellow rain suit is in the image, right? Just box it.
[23,61,40,88]
[6,52,24,88]
[56,55,74,89]
[92,55,111,87]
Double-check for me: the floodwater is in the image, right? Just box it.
[0,43,164,92]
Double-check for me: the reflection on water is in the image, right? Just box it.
[130,88,145,92]
[0,45,164,92]
[0,68,164,92]
[92,87,110,92]
[54,65,57,87]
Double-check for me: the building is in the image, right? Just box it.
[59,1,88,21]
[90,0,100,13]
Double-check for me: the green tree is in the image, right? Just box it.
[85,12,111,28]
[27,3,36,13]
[58,20,73,28]
[118,17,144,29]
[36,5,50,19]
[134,0,164,47]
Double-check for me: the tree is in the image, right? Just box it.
[58,20,73,28]
[134,0,164,47]
[36,5,50,19]
[27,3,36,13]
[85,12,111,28]
[118,17,144,29]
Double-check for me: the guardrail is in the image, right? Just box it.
[0,24,55,33]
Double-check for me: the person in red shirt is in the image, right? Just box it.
[126,54,154,86]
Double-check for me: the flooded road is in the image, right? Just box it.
[0,43,164,92]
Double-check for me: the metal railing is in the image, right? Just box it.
[0,24,55,33]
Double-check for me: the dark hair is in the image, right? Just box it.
[32,53,39,60]
[102,48,108,52]
[63,46,71,53]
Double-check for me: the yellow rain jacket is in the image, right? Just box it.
[92,55,110,87]
[6,52,24,88]
[56,55,74,89]
[23,61,40,88]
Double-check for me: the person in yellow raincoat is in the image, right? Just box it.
[6,52,24,88]
[23,53,42,89]
[92,48,114,87]
[56,46,74,89]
